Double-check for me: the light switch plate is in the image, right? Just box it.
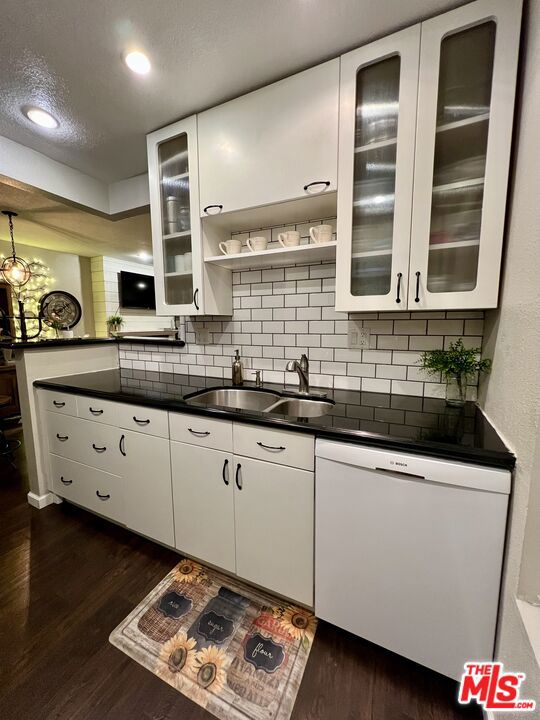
[348,321,370,349]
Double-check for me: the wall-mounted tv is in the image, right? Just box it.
[119,271,156,310]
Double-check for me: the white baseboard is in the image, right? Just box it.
[27,491,56,509]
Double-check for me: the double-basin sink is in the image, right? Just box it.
[184,387,334,418]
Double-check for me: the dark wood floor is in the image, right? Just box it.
[0,429,480,720]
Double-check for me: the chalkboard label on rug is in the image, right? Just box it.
[244,633,285,674]
[197,610,235,644]
[158,591,193,619]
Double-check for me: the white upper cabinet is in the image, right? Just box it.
[335,26,421,312]
[409,0,521,310]
[147,116,232,316]
[336,0,521,312]
[198,60,339,216]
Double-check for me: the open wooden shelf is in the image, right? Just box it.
[205,241,337,270]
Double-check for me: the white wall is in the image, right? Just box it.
[0,238,94,335]
[91,256,174,337]
[479,0,540,709]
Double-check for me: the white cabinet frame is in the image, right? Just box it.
[335,26,421,312]
[408,0,522,310]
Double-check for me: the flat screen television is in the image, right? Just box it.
[119,271,156,310]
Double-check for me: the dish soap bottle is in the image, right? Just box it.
[232,348,243,386]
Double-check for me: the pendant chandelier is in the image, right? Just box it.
[1,210,32,291]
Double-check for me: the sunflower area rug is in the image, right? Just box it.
[109,558,317,720]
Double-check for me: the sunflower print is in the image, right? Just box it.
[156,631,198,686]
[275,605,317,643]
[194,644,228,693]
[173,558,205,584]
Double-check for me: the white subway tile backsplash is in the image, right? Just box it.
[120,220,485,397]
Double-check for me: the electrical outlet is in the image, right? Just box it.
[195,328,210,344]
[348,321,370,349]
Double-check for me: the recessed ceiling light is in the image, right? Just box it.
[24,107,59,129]
[125,51,151,75]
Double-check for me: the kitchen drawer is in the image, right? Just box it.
[169,412,233,452]
[40,389,78,416]
[77,397,169,438]
[46,413,122,474]
[49,453,124,524]
[233,423,314,470]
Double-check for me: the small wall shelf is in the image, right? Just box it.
[205,241,337,270]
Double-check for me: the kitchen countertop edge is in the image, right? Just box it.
[34,376,516,471]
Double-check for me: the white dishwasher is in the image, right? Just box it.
[315,439,511,680]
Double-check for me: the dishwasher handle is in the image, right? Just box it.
[375,466,426,481]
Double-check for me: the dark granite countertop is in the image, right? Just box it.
[34,368,515,470]
[0,336,185,350]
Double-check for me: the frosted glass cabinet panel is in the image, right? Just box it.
[336,27,420,312]
[148,116,203,315]
[409,0,522,309]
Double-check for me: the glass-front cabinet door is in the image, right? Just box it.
[147,116,204,315]
[409,0,521,310]
[336,26,420,312]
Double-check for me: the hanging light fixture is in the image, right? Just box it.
[1,211,32,290]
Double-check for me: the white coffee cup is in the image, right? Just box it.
[247,236,268,252]
[310,224,333,244]
[184,252,192,271]
[219,239,242,255]
[278,231,300,247]
[174,254,185,272]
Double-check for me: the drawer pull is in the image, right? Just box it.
[188,428,210,437]
[119,434,126,456]
[92,444,107,453]
[89,407,103,416]
[96,491,110,501]
[235,463,242,491]
[53,401,65,408]
[257,441,286,452]
[133,416,150,425]
[56,433,69,441]
[60,476,72,485]
[203,204,223,215]
[222,458,229,486]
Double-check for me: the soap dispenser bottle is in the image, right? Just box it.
[232,349,243,386]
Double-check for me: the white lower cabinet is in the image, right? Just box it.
[120,430,174,546]
[170,428,314,605]
[234,456,314,606]
[171,442,236,573]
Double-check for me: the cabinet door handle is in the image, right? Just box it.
[188,428,210,437]
[303,180,330,193]
[235,463,242,490]
[222,458,229,486]
[92,444,107,453]
[119,434,126,457]
[396,272,403,304]
[60,476,72,485]
[89,407,103,416]
[193,288,200,310]
[257,441,286,452]
[133,416,150,425]
[56,433,69,441]
[203,204,223,215]
[53,400,65,408]
[96,491,110,501]
[414,271,421,303]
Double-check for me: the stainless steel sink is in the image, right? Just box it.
[185,387,281,412]
[265,397,335,418]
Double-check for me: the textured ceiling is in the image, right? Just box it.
[0,181,151,260]
[1,0,467,183]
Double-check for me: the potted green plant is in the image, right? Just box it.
[106,313,124,337]
[419,338,492,407]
